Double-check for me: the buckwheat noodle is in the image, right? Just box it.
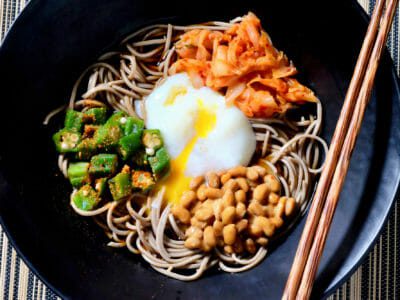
[46,17,328,281]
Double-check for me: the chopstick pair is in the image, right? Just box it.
[282,0,399,299]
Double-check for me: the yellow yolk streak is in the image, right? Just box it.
[164,86,187,106]
[161,100,217,204]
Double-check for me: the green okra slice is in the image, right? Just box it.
[94,124,122,151]
[76,138,97,160]
[64,109,84,132]
[142,129,163,152]
[83,107,108,125]
[67,162,90,188]
[148,147,170,177]
[53,129,81,153]
[108,171,132,201]
[132,170,155,191]
[118,132,142,160]
[89,154,118,177]
[73,184,100,211]
[122,117,144,136]
[106,111,126,127]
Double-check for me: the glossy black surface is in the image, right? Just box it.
[0,0,399,299]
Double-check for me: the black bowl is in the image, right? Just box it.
[0,0,399,299]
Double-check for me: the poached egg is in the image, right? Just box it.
[145,73,256,203]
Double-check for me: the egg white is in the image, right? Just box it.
[145,72,256,177]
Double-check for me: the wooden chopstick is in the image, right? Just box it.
[282,0,386,298]
[295,0,399,298]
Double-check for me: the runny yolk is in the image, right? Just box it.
[161,99,217,204]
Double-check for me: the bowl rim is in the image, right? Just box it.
[0,0,399,299]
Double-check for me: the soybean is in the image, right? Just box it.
[203,226,217,249]
[206,172,220,188]
[249,219,263,237]
[253,165,267,177]
[236,177,249,192]
[190,176,204,190]
[195,206,214,221]
[212,199,224,220]
[248,201,264,216]
[256,237,269,246]
[223,224,237,245]
[253,183,269,203]
[185,226,203,239]
[190,217,207,229]
[223,178,239,192]
[224,245,234,254]
[221,173,231,184]
[236,219,248,233]
[263,205,275,218]
[275,197,286,218]
[235,189,246,203]
[221,206,236,224]
[268,192,279,205]
[285,197,296,216]
[264,174,280,192]
[204,187,223,199]
[213,220,223,236]
[254,216,275,237]
[181,190,197,208]
[196,184,207,201]
[228,166,247,177]
[245,238,257,254]
[236,202,247,218]
[171,205,191,224]
[185,236,202,249]
[222,189,235,207]
[246,167,259,181]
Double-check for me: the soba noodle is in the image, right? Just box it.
[47,17,328,280]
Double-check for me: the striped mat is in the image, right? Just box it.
[0,0,398,299]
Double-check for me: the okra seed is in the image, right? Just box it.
[145,147,155,155]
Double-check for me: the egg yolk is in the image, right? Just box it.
[160,99,216,203]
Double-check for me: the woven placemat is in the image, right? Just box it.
[0,0,398,299]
